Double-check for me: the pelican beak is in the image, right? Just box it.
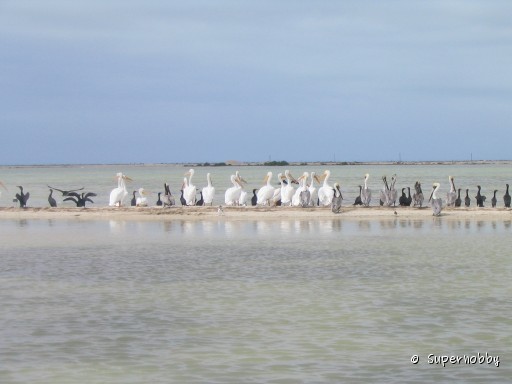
[0,181,7,191]
[263,175,268,184]
[124,176,133,182]
[428,188,434,202]
[314,175,321,183]
[184,172,191,176]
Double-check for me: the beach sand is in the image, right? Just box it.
[1,206,511,221]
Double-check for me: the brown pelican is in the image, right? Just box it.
[464,189,471,207]
[48,189,57,207]
[475,185,486,207]
[504,184,511,208]
[413,181,424,207]
[491,190,498,208]
[446,176,456,207]
[331,183,343,213]
[163,183,175,207]
[429,183,442,216]
[379,176,389,206]
[361,173,371,207]
[15,186,30,208]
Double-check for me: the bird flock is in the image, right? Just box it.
[1,171,511,217]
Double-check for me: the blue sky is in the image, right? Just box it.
[1,1,511,164]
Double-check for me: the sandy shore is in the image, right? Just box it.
[1,206,512,221]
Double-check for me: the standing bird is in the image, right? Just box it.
[308,172,320,207]
[413,181,424,207]
[429,182,442,216]
[388,174,398,207]
[475,185,486,207]
[156,192,163,206]
[504,184,511,208]
[491,190,498,208]
[251,189,258,206]
[256,172,276,206]
[318,170,334,206]
[454,189,462,207]
[163,183,175,207]
[280,170,297,206]
[353,186,363,206]
[202,173,215,206]
[48,189,57,207]
[196,191,204,206]
[405,187,412,206]
[361,173,371,207]
[0,180,7,201]
[446,176,457,207]
[292,172,309,206]
[15,186,30,208]
[130,191,137,206]
[183,169,196,206]
[398,188,408,206]
[464,189,471,207]
[225,174,242,206]
[331,183,343,213]
[109,173,131,207]
[235,171,249,206]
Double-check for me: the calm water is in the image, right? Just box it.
[1,216,511,383]
[1,164,512,382]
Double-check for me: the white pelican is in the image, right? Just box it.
[429,182,442,216]
[235,171,248,206]
[308,172,320,206]
[136,188,148,207]
[202,173,215,206]
[0,181,6,201]
[292,172,309,206]
[183,169,196,206]
[281,170,296,206]
[317,170,334,206]
[361,173,371,207]
[109,173,131,207]
[225,174,242,206]
[257,172,275,206]
[446,176,456,207]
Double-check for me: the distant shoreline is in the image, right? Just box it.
[1,160,512,168]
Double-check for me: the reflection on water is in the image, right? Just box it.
[1,217,511,383]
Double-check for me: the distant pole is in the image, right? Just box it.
[471,153,473,161]
[334,153,336,162]
[399,152,401,162]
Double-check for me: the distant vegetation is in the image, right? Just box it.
[199,162,227,166]
[264,161,289,166]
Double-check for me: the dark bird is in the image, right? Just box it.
[475,185,486,207]
[454,189,462,207]
[353,185,363,206]
[156,192,163,206]
[464,189,471,207]
[163,183,175,207]
[491,190,498,208]
[504,184,511,208]
[399,188,408,206]
[412,181,424,207]
[251,189,258,206]
[180,190,187,206]
[196,191,204,206]
[47,185,84,196]
[130,191,137,206]
[63,192,97,207]
[48,189,57,207]
[15,186,30,208]
[405,187,412,206]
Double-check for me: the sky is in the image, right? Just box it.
[1,1,511,165]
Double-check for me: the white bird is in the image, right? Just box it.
[0,180,6,201]
[318,170,334,206]
[235,171,248,206]
[109,173,132,207]
[136,187,148,207]
[257,172,275,206]
[281,170,296,206]
[292,172,309,206]
[308,172,320,206]
[429,182,443,216]
[225,174,242,206]
[362,173,371,207]
[183,169,196,206]
[202,173,215,206]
